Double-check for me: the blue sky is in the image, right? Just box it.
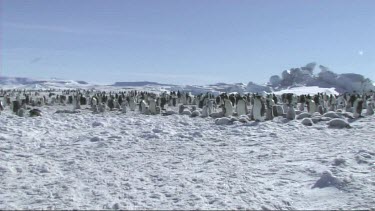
[1,0,374,85]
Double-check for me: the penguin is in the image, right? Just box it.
[265,96,275,120]
[107,98,115,111]
[336,95,345,110]
[353,98,364,118]
[207,99,214,116]
[236,97,247,116]
[306,98,316,114]
[0,100,4,111]
[299,95,306,112]
[201,105,209,118]
[329,94,336,111]
[179,104,187,114]
[129,97,136,111]
[29,108,42,117]
[12,100,21,114]
[139,100,148,114]
[98,103,106,113]
[317,105,324,115]
[286,105,296,120]
[252,95,266,121]
[366,102,374,115]
[224,98,233,117]
[149,98,157,115]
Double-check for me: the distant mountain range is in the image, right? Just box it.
[0,76,88,85]
[1,63,374,94]
[112,81,175,87]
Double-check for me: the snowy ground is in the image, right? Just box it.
[1,104,375,210]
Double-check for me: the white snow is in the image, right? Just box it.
[1,74,375,209]
[0,96,374,210]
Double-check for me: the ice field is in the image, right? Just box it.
[1,87,374,210]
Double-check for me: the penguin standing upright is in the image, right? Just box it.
[12,100,21,114]
[129,97,136,111]
[0,101,4,111]
[306,98,316,114]
[207,99,214,115]
[252,95,265,121]
[286,105,296,120]
[366,101,374,115]
[265,97,274,120]
[149,98,157,115]
[299,95,306,112]
[353,98,364,118]
[224,98,233,117]
[236,97,247,116]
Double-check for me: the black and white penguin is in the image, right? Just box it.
[265,96,275,120]
[224,98,233,117]
[298,95,306,112]
[366,102,374,115]
[149,97,157,115]
[0,100,4,111]
[12,100,21,114]
[201,105,209,118]
[353,98,364,118]
[306,98,316,114]
[328,94,337,111]
[129,97,136,111]
[29,108,42,117]
[179,104,187,114]
[317,105,324,115]
[236,97,247,116]
[207,99,214,115]
[286,105,296,120]
[252,95,266,121]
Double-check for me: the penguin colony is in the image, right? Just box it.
[0,88,374,127]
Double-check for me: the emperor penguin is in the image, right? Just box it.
[12,100,21,114]
[329,94,336,111]
[317,105,324,115]
[149,98,157,115]
[140,100,148,114]
[306,98,316,114]
[224,98,233,117]
[201,105,209,118]
[98,103,106,113]
[252,95,266,121]
[74,96,81,110]
[236,97,247,116]
[179,104,187,114]
[265,96,275,120]
[336,95,345,110]
[299,95,306,112]
[129,97,136,111]
[353,98,364,118]
[366,102,374,115]
[286,105,296,120]
[207,99,214,116]
[121,102,127,113]
[0,101,4,111]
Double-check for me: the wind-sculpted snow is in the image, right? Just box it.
[1,105,374,209]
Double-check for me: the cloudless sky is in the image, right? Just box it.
[1,0,374,85]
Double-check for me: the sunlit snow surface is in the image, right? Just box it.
[0,87,374,210]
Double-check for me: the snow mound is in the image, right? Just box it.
[327,119,351,129]
[301,118,314,126]
[312,170,343,189]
